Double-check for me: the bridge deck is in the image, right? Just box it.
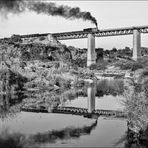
[17,25,148,40]
[1,25,148,41]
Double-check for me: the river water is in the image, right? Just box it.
[0,79,128,147]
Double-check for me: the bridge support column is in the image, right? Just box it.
[87,34,96,67]
[133,29,141,60]
[87,85,95,113]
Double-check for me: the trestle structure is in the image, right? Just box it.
[17,25,148,40]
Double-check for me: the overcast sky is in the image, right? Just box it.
[1,1,148,49]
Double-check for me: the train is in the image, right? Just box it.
[83,28,99,32]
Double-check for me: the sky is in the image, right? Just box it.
[1,1,148,50]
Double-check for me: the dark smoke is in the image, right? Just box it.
[0,0,27,15]
[29,2,98,26]
[0,0,98,26]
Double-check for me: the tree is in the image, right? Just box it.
[112,47,117,52]
[96,48,104,62]
[104,50,110,55]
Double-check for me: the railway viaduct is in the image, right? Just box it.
[18,26,148,66]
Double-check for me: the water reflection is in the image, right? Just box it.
[22,83,125,119]
[64,82,125,113]
[96,79,124,97]
[87,85,95,113]
[0,79,129,147]
[0,119,98,148]
[0,92,26,120]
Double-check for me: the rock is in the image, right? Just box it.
[125,71,131,78]
[54,85,60,90]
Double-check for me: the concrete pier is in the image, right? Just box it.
[87,85,95,113]
[133,29,141,60]
[87,34,96,67]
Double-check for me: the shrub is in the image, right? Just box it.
[72,57,87,68]
[115,60,143,71]
[77,68,95,79]
[73,79,85,88]
[137,57,148,67]
[89,60,107,70]
[89,64,97,70]
[54,76,71,89]
[141,69,148,77]
[39,37,46,41]
[131,62,143,71]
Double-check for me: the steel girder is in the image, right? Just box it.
[1,26,148,40]
[53,26,148,40]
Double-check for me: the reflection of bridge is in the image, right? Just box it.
[19,25,148,65]
[21,85,126,119]
[21,106,126,119]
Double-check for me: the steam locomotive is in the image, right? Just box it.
[83,28,99,32]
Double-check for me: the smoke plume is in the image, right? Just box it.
[0,0,98,27]
[0,0,27,16]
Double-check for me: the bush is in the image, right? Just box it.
[115,60,143,71]
[141,69,148,77]
[89,64,97,70]
[39,37,46,41]
[73,79,85,88]
[89,60,107,70]
[131,62,143,71]
[54,76,71,89]
[137,57,148,67]
[72,57,87,68]
[77,68,95,79]
[0,69,28,92]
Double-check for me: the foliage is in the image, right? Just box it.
[115,60,143,71]
[137,57,148,67]
[24,65,72,91]
[71,53,87,68]
[131,62,143,71]
[76,68,95,79]
[0,68,28,93]
[124,79,148,132]
[39,36,46,41]
[73,79,85,88]
[117,47,132,57]
[10,35,23,43]
[114,57,148,71]
[96,48,104,61]
[89,60,108,70]
[51,75,71,89]
[142,69,148,77]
